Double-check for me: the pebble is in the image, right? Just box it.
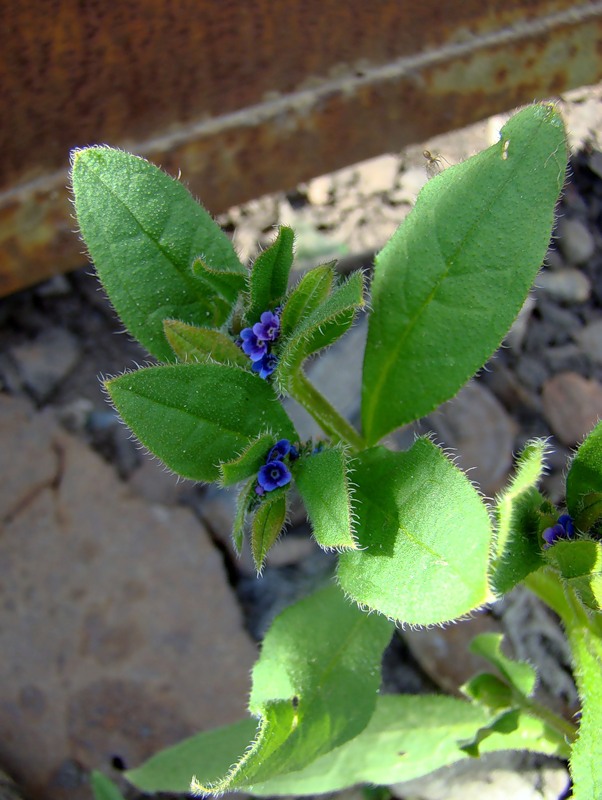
[575,318,602,364]
[425,381,517,496]
[541,371,602,446]
[9,326,81,402]
[353,154,400,196]
[535,268,591,304]
[557,217,595,265]
[515,354,549,392]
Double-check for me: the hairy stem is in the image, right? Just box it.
[290,371,365,452]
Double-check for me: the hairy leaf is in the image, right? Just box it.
[280,264,335,337]
[545,540,602,612]
[337,439,493,625]
[568,627,602,799]
[192,584,393,793]
[490,440,547,595]
[71,147,244,362]
[163,319,249,367]
[251,491,287,572]
[220,431,277,487]
[566,420,602,531]
[245,226,295,324]
[105,363,296,482]
[276,271,364,391]
[469,633,536,697]
[362,104,568,444]
[293,447,357,550]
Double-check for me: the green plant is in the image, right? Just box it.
[72,103,602,798]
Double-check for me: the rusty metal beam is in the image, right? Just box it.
[2,1,602,296]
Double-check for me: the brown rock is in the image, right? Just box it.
[425,381,518,496]
[541,371,602,446]
[0,395,256,799]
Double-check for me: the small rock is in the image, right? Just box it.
[55,397,94,433]
[35,274,72,297]
[535,268,591,304]
[389,752,569,800]
[544,344,589,375]
[575,318,602,364]
[558,217,595,265]
[541,372,602,445]
[353,154,400,195]
[306,174,334,206]
[9,327,81,402]
[425,381,517,496]
[515,354,549,392]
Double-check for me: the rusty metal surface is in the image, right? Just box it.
[2,0,602,295]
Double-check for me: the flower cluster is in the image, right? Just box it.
[256,439,298,496]
[240,309,281,379]
[542,513,575,549]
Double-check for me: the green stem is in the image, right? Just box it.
[290,371,365,452]
[515,692,578,746]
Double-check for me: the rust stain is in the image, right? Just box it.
[2,1,602,295]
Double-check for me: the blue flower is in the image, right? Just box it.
[252,352,278,379]
[253,310,281,342]
[240,327,267,362]
[267,439,293,461]
[543,514,575,548]
[257,460,292,492]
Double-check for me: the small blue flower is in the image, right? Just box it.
[543,514,575,548]
[252,352,278,379]
[257,460,292,492]
[253,310,281,342]
[240,327,267,362]
[267,439,292,461]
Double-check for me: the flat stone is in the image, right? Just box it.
[541,372,602,446]
[353,154,400,196]
[0,395,256,799]
[425,381,517,496]
[9,327,81,402]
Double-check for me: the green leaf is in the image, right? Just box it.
[192,584,393,793]
[220,431,277,487]
[192,254,246,304]
[337,439,493,625]
[105,363,297,482]
[276,271,364,391]
[163,319,249,367]
[459,708,522,757]
[545,540,602,612]
[71,147,244,362]
[126,718,258,794]
[90,771,126,800]
[568,627,602,799]
[462,672,514,712]
[280,264,335,337]
[469,633,536,697]
[362,104,568,444]
[233,477,256,553]
[489,440,547,595]
[245,226,295,324]
[127,693,567,797]
[293,447,357,550]
[246,695,567,795]
[567,420,602,531]
[251,491,288,571]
